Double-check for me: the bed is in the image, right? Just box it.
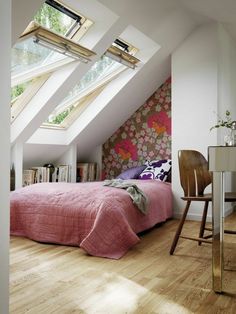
[10,179,172,259]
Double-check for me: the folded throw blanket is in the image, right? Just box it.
[103,179,148,214]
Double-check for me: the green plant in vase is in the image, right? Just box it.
[210,110,236,146]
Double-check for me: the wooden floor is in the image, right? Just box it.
[10,213,236,314]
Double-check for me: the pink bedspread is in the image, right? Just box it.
[10,180,172,259]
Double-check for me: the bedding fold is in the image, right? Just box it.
[103,179,148,214]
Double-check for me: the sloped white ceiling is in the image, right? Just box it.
[180,0,236,23]
[12,0,45,45]
[12,0,236,165]
[179,0,236,41]
[68,0,205,158]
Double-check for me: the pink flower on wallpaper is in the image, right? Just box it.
[114,139,138,161]
[147,111,171,135]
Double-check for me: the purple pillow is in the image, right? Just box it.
[116,165,146,180]
[139,159,172,181]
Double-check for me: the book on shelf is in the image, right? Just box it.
[77,162,97,182]
[31,167,50,183]
[23,164,70,186]
[22,169,37,186]
[52,165,70,182]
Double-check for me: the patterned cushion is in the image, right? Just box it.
[139,159,172,181]
[116,165,146,180]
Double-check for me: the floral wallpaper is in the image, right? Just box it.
[102,77,171,179]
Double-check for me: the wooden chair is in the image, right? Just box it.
[170,149,236,255]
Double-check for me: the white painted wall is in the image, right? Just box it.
[55,144,77,182]
[172,23,218,219]
[218,24,236,143]
[22,0,200,167]
[0,1,11,312]
[23,143,69,169]
[11,142,23,189]
[172,22,236,219]
[12,0,44,45]
[78,145,103,180]
[218,24,236,193]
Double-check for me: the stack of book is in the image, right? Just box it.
[23,169,37,186]
[52,165,70,182]
[22,165,70,186]
[32,167,50,183]
[77,162,97,182]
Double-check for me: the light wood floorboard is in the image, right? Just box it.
[10,213,236,313]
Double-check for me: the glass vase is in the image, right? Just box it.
[224,122,236,146]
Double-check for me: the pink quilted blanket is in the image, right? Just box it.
[10,180,172,259]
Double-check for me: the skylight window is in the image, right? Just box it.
[12,35,66,77]
[11,0,94,85]
[90,38,140,70]
[11,74,50,122]
[105,38,140,69]
[11,0,94,122]
[35,0,81,37]
[11,81,31,102]
[63,55,121,100]
[41,38,140,129]
[113,38,138,55]
[43,55,126,128]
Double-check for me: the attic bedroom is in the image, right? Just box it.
[2,0,236,313]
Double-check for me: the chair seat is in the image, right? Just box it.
[181,194,212,201]
[182,192,236,202]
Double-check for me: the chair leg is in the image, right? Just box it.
[198,201,209,246]
[170,200,191,255]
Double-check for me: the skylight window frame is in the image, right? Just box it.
[10,0,95,125]
[41,37,140,130]
[12,2,94,87]
[42,85,106,130]
[45,0,83,24]
[105,45,140,69]
[19,21,96,62]
[58,61,126,109]
[60,84,107,128]
[42,65,127,129]
[12,56,76,88]
[37,0,90,39]
[105,37,140,69]
[113,38,139,55]
[11,73,51,123]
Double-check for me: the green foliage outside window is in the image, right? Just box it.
[12,3,75,101]
[12,1,76,76]
[50,110,70,124]
[49,105,75,124]
[11,82,30,101]
[34,3,74,36]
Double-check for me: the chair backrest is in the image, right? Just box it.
[178,150,212,197]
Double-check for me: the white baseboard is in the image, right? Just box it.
[173,207,234,222]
